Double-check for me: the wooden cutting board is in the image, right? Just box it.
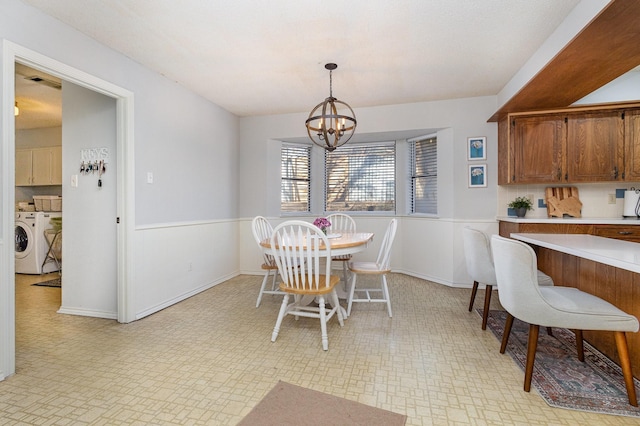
[545,187,582,218]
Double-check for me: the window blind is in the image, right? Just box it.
[281,144,311,213]
[325,142,395,212]
[411,137,437,214]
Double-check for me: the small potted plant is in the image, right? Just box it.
[508,196,533,218]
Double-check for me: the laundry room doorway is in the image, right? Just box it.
[1,41,135,379]
[14,63,64,279]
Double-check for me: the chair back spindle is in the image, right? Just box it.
[327,213,356,235]
[376,218,397,270]
[326,213,357,286]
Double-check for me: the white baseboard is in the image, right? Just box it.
[57,307,118,320]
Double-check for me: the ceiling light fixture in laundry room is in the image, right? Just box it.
[305,63,357,152]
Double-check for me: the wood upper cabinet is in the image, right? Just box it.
[498,106,636,185]
[510,114,565,183]
[565,111,624,182]
[625,109,640,181]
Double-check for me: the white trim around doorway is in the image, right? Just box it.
[1,40,135,380]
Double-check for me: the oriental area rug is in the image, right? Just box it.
[238,381,406,426]
[481,309,640,418]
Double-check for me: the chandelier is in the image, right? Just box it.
[305,63,357,152]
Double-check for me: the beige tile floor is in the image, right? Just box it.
[1,272,637,425]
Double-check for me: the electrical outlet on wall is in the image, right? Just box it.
[608,194,616,204]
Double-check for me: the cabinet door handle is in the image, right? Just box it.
[618,231,632,235]
[613,166,619,179]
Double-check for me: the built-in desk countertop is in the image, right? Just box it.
[498,216,640,225]
[511,233,640,274]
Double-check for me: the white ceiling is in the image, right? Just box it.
[15,63,62,130]
[17,0,583,128]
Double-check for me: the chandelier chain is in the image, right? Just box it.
[329,69,333,98]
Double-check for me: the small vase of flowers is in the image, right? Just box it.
[313,217,331,234]
[508,196,533,218]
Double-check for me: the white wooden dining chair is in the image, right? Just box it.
[347,218,397,317]
[326,213,356,287]
[251,216,282,307]
[270,220,344,351]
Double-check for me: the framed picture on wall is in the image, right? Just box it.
[469,164,487,188]
[467,136,486,160]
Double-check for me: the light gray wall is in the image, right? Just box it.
[1,0,239,227]
[574,70,640,105]
[60,81,118,317]
[132,80,239,224]
[1,0,241,324]
[238,96,498,220]
[16,127,61,149]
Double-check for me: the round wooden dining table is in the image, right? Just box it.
[260,231,374,257]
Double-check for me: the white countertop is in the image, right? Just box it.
[498,216,640,225]
[511,233,640,274]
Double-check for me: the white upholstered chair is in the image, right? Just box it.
[462,227,554,330]
[347,218,397,317]
[270,220,344,351]
[326,213,357,287]
[491,235,639,406]
[251,216,282,307]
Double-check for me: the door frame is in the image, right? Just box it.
[1,40,135,379]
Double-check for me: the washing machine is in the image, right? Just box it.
[15,211,62,274]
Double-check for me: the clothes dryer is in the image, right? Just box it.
[15,211,62,274]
